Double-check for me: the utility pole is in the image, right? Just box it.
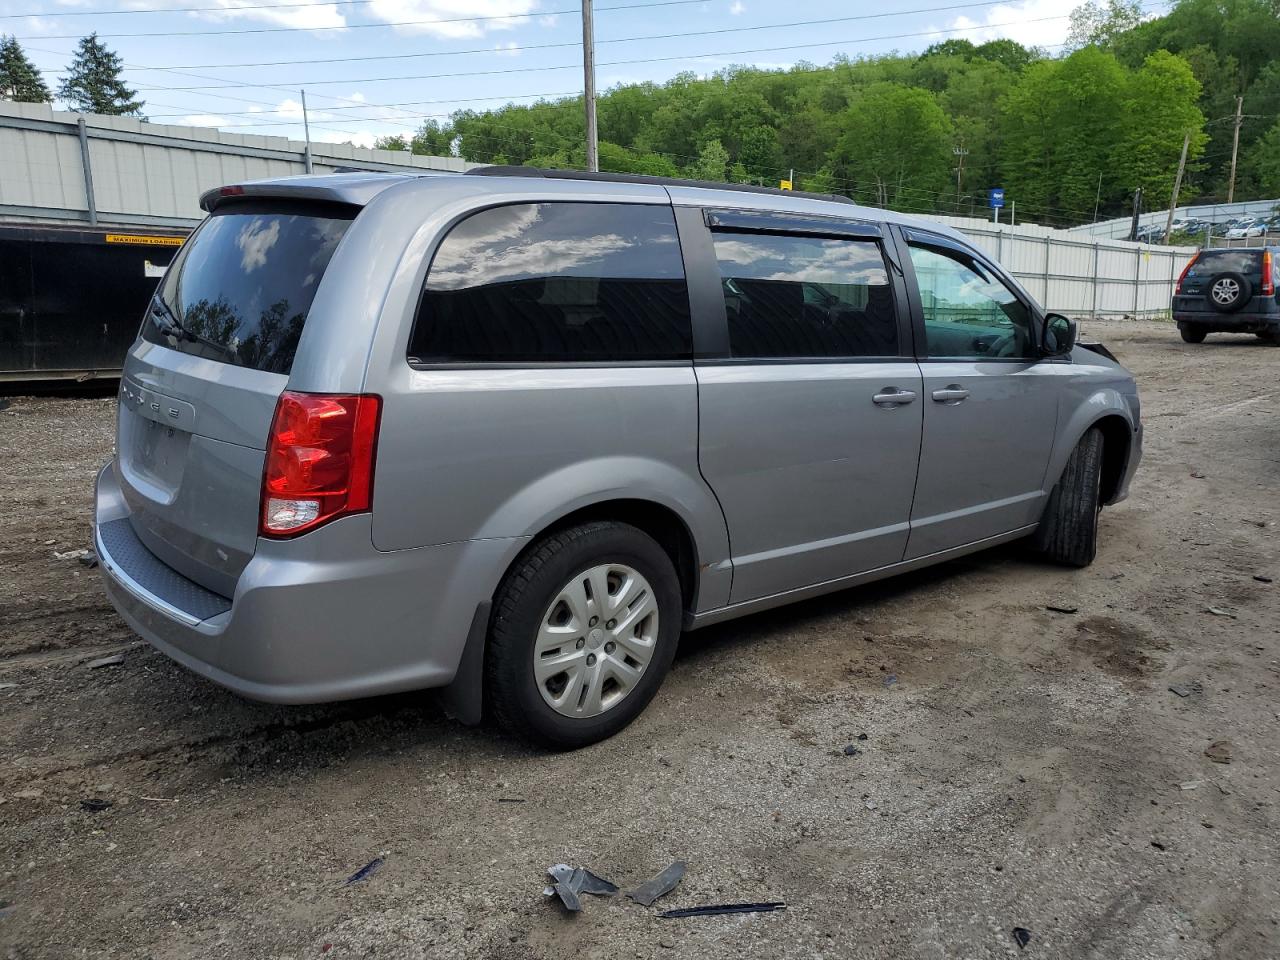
[1164,130,1190,245]
[1091,169,1103,222]
[1227,94,1243,204]
[1128,186,1143,242]
[581,0,598,173]
[952,143,968,203]
[301,89,314,174]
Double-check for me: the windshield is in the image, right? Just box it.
[144,200,355,374]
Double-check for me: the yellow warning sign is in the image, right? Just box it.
[105,233,185,247]
[779,179,793,191]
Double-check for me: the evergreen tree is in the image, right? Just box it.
[0,35,51,103]
[56,33,144,117]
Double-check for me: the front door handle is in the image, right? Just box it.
[931,386,970,404]
[873,388,917,406]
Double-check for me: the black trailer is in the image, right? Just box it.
[0,222,190,382]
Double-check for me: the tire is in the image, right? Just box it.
[485,521,682,749]
[1032,427,1104,568]
[1179,325,1207,344]
[1207,271,1251,313]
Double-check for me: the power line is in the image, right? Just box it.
[123,16,1079,90]
[100,2,1035,71]
[144,90,583,120]
[10,0,744,39]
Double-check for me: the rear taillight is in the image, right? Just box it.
[1175,253,1198,294]
[260,391,381,538]
[1262,250,1275,297]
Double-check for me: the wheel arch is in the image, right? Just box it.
[1046,405,1135,506]
[438,492,721,727]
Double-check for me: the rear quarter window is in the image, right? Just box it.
[145,200,354,374]
[410,202,692,364]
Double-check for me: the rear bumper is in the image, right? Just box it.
[1173,306,1280,333]
[94,462,525,704]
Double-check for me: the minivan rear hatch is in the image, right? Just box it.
[116,198,355,597]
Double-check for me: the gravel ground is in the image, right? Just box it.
[1,319,1277,959]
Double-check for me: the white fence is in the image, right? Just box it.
[0,101,475,229]
[938,216,1196,319]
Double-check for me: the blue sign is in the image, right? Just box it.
[988,188,1005,208]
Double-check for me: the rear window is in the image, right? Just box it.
[1191,250,1262,274]
[410,202,691,364]
[144,200,354,374]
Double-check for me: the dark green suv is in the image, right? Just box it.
[1173,247,1279,343]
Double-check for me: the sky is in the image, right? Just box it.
[8,0,1085,149]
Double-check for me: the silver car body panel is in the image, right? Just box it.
[95,171,1143,706]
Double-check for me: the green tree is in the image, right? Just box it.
[374,134,409,151]
[1067,0,1145,49]
[831,83,952,211]
[56,33,143,116]
[1239,118,1280,195]
[686,138,729,182]
[1000,48,1129,221]
[0,35,50,103]
[1112,51,1206,206]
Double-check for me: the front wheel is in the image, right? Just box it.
[485,521,682,749]
[1032,427,1104,568]
[1179,325,1207,344]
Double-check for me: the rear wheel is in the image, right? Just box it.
[1179,325,1207,344]
[485,521,682,749]
[1032,427,1104,568]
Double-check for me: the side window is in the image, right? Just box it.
[411,202,691,363]
[907,244,1034,359]
[710,231,898,359]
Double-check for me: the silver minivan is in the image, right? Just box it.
[94,169,1143,747]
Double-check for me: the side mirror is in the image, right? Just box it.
[1041,313,1077,358]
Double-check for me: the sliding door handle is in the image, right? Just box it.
[873,388,917,406]
[931,386,970,404]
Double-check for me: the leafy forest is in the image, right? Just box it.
[377,0,1280,227]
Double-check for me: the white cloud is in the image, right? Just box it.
[940,0,1072,49]
[187,0,346,30]
[730,1,745,14]
[365,0,538,39]
[182,113,232,127]
[494,41,521,56]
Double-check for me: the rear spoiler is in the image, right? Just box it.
[199,173,422,213]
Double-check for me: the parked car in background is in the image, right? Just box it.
[92,169,1144,748]
[1173,247,1279,343]
[1225,218,1266,239]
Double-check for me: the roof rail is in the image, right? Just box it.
[466,165,856,206]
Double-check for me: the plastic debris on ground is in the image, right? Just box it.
[544,863,620,912]
[87,654,125,669]
[54,549,91,561]
[1012,927,1032,949]
[1204,740,1233,764]
[1045,604,1078,614]
[626,861,687,907]
[344,857,384,885]
[660,902,786,919]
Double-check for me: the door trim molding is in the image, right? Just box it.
[685,524,1036,629]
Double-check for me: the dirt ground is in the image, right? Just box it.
[1,319,1277,959]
